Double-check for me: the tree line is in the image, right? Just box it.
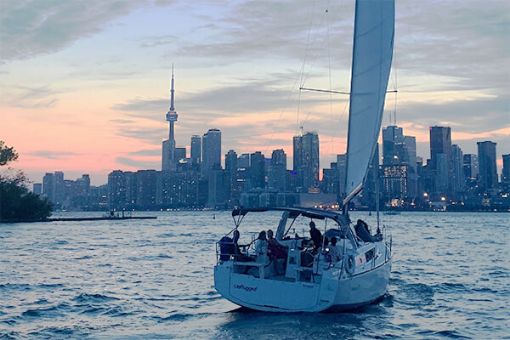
[0,140,52,222]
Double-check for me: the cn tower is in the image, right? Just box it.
[162,65,178,172]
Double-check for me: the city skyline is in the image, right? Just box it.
[1,1,509,185]
[36,122,510,212]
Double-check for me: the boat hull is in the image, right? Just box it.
[214,258,391,313]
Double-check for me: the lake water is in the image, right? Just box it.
[0,211,508,339]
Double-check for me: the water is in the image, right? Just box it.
[1,211,508,339]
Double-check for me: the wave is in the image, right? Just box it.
[21,303,69,318]
[151,311,212,323]
[73,293,120,304]
[395,282,434,307]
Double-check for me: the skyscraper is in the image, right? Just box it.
[463,154,479,181]
[429,126,452,195]
[477,141,498,191]
[337,154,347,197]
[382,125,404,165]
[225,150,238,204]
[249,151,266,190]
[202,128,222,178]
[298,132,320,192]
[451,144,465,195]
[162,67,178,172]
[403,136,417,198]
[53,171,65,208]
[268,149,287,192]
[502,154,510,185]
[190,135,201,165]
[430,126,452,169]
[108,170,126,209]
[42,172,54,202]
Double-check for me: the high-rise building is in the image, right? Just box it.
[208,169,226,208]
[463,154,479,181]
[337,154,347,197]
[268,149,287,192]
[403,136,418,198]
[293,132,319,192]
[249,151,266,190]
[53,171,65,208]
[108,170,126,210]
[451,144,465,196]
[429,126,452,196]
[190,135,201,165]
[382,125,404,165]
[202,128,222,178]
[430,126,452,169]
[477,141,498,191]
[136,170,158,209]
[363,144,380,208]
[42,173,54,202]
[382,165,408,200]
[225,150,238,204]
[162,67,179,172]
[502,154,510,186]
[381,126,417,201]
[321,162,338,194]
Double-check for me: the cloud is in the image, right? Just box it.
[398,95,509,133]
[116,156,159,169]
[4,85,63,108]
[128,148,161,156]
[0,0,176,61]
[117,127,166,144]
[27,150,77,160]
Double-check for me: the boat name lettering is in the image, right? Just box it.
[233,284,257,292]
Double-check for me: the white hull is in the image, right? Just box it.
[214,243,391,313]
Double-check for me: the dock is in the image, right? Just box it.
[1,216,157,223]
[46,216,157,222]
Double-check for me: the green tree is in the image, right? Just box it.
[0,140,18,165]
[0,141,52,221]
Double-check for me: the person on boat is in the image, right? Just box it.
[267,229,287,275]
[232,229,241,254]
[354,219,374,243]
[328,237,341,262]
[309,221,323,251]
[219,232,236,261]
[267,229,286,258]
[255,230,269,264]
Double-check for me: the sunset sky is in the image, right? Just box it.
[1,0,509,185]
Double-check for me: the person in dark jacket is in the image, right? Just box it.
[219,229,241,261]
[354,219,373,242]
[309,221,323,251]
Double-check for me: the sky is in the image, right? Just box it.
[1,0,509,185]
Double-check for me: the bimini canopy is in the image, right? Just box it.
[231,207,344,222]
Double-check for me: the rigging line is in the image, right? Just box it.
[300,87,350,94]
[300,87,397,95]
[297,0,319,132]
[325,2,337,158]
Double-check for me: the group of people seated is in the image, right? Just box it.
[219,217,383,273]
[302,221,342,266]
[354,219,382,243]
[219,228,288,264]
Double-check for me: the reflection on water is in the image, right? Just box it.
[0,211,508,338]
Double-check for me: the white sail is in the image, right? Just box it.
[343,0,395,204]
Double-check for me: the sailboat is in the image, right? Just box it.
[214,0,394,312]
